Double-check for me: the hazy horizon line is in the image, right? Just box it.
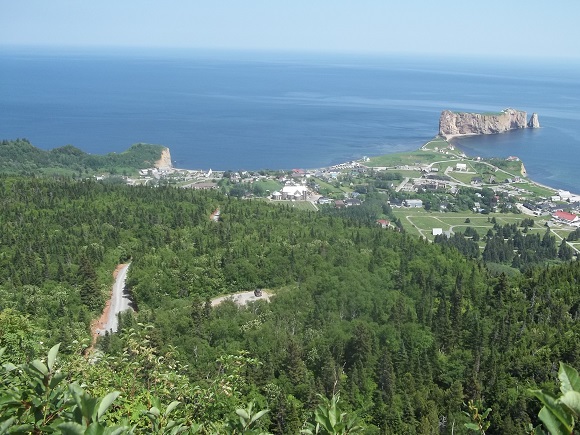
[2,43,579,64]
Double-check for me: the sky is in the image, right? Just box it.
[1,0,580,59]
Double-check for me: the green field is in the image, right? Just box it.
[367,150,451,167]
[268,200,318,211]
[511,182,555,197]
[392,208,550,242]
[253,179,283,193]
[421,137,451,151]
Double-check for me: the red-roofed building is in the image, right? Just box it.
[376,219,390,229]
[553,210,578,223]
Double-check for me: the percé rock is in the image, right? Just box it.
[439,108,529,138]
[154,147,172,170]
[528,112,540,128]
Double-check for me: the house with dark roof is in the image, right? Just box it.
[345,198,362,207]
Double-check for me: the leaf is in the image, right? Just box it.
[30,359,48,376]
[104,427,130,435]
[249,409,269,425]
[148,407,160,417]
[47,343,61,372]
[3,362,17,372]
[82,396,99,422]
[0,417,16,433]
[236,408,250,421]
[559,362,580,395]
[7,423,35,433]
[315,411,333,433]
[164,400,180,417]
[58,422,86,435]
[531,390,574,433]
[69,383,85,409]
[538,406,572,435]
[97,391,121,420]
[85,422,106,435]
[464,422,481,431]
[560,390,580,416]
[49,371,66,389]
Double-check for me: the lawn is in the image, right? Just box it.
[422,137,451,151]
[268,200,318,211]
[253,179,283,193]
[367,151,447,167]
[392,209,535,241]
[511,182,555,198]
[287,201,318,211]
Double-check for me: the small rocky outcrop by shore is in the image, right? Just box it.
[439,108,539,139]
[528,113,540,128]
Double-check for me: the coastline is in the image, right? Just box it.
[440,135,580,198]
[441,132,480,142]
[167,135,579,199]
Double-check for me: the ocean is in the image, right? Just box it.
[1,47,579,192]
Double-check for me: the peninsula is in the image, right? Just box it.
[439,108,540,139]
[0,139,169,176]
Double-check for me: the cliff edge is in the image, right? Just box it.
[155,147,172,170]
[439,108,539,139]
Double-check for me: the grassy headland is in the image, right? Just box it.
[0,139,166,176]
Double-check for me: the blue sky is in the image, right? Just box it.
[2,0,579,59]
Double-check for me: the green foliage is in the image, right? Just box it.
[463,399,492,434]
[2,175,580,433]
[0,342,270,434]
[301,394,365,434]
[530,362,580,434]
[0,139,165,176]
[0,343,127,433]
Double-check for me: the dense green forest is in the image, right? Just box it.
[1,176,580,433]
[434,220,575,271]
[0,139,165,176]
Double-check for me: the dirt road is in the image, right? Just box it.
[211,290,272,307]
[94,263,133,336]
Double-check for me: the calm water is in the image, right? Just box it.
[1,47,579,191]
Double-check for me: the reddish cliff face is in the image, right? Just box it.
[154,147,172,170]
[439,108,529,138]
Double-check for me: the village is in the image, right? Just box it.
[119,142,580,244]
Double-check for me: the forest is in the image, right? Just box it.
[1,175,580,433]
[0,139,165,176]
[434,220,576,271]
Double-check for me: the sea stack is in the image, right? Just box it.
[528,113,540,128]
[439,108,528,139]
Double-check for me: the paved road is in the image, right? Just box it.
[395,177,409,192]
[103,263,132,333]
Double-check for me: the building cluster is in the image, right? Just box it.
[522,190,580,227]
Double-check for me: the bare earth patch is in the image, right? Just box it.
[211,290,272,307]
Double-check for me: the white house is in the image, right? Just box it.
[281,185,309,200]
[558,190,572,200]
[405,199,423,208]
[456,163,467,171]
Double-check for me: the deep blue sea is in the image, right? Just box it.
[1,47,579,192]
